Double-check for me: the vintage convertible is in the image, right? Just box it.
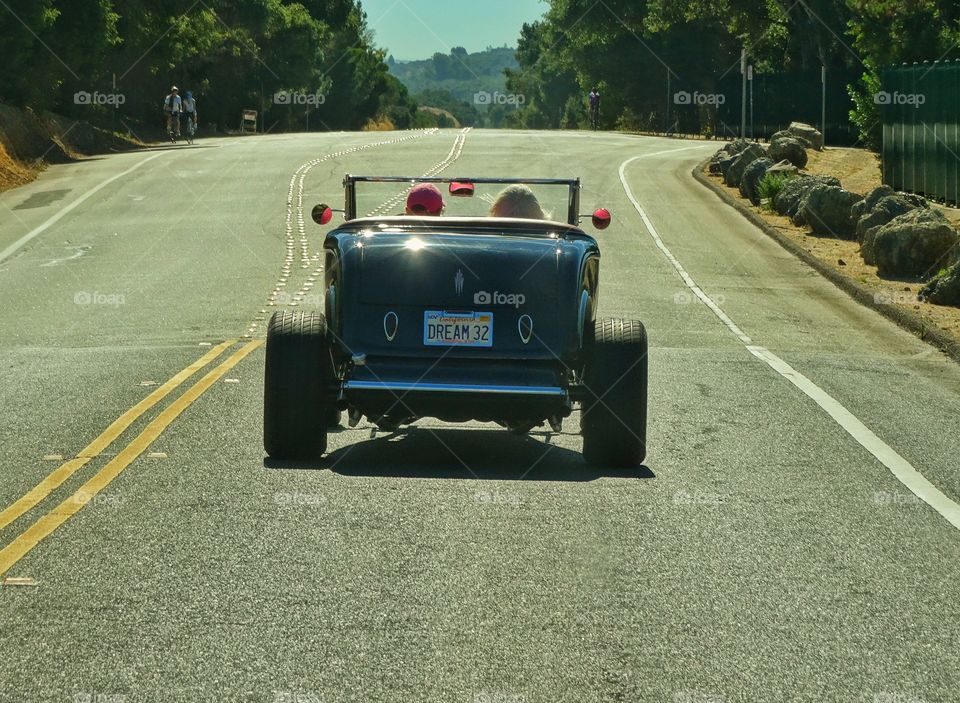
[263,175,648,467]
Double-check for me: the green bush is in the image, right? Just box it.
[757,173,790,209]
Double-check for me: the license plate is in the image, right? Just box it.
[423,310,493,347]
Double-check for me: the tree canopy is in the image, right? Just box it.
[504,0,960,147]
[0,0,418,132]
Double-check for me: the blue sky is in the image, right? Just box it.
[360,0,548,61]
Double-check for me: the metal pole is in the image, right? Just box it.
[821,65,827,147]
[666,70,670,134]
[748,65,754,139]
[740,48,747,138]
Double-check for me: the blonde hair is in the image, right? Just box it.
[489,184,548,220]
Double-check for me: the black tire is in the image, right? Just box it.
[263,311,337,459]
[580,318,648,467]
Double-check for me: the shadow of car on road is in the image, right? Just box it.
[264,427,654,481]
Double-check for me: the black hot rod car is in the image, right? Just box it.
[263,176,648,467]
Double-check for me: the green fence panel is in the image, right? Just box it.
[883,61,960,204]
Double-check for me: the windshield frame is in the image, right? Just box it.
[343,175,581,225]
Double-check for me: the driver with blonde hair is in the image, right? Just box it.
[489,184,547,220]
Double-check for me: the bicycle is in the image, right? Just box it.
[184,113,196,145]
[589,104,600,130]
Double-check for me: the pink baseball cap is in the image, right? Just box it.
[406,183,444,215]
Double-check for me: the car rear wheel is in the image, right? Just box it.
[263,311,337,460]
[581,318,648,467]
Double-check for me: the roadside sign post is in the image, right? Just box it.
[740,48,747,138]
[821,65,827,147]
[242,110,257,134]
[665,69,670,134]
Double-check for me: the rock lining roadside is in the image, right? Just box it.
[693,159,960,364]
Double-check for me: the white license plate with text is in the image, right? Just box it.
[423,310,493,347]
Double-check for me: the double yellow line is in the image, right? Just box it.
[0,338,263,578]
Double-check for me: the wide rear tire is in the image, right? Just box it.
[581,318,648,467]
[263,311,337,460]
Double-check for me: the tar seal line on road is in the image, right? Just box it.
[0,151,169,265]
[0,340,236,532]
[0,339,263,578]
[619,148,960,532]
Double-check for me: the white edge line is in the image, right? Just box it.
[0,151,168,265]
[619,148,960,532]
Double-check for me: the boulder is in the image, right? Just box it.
[720,138,750,157]
[723,143,767,188]
[851,185,894,220]
[768,135,808,168]
[740,157,774,204]
[773,174,841,220]
[921,262,960,306]
[797,185,863,238]
[787,121,824,150]
[898,192,929,209]
[708,148,738,176]
[867,209,959,277]
[766,159,799,178]
[855,194,920,244]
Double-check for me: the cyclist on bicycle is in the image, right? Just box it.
[163,86,182,140]
[588,87,601,128]
[182,91,198,138]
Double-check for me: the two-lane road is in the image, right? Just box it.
[0,129,957,703]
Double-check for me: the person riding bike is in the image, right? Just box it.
[588,87,601,129]
[182,91,198,140]
[163,86,182,140]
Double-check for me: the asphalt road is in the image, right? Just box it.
[0,129,958,703]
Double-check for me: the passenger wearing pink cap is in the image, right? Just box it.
[405,183,445,215]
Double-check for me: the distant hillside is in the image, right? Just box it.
[388,46,518,104]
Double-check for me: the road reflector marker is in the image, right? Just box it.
[1,577,37,587]
[199,342,212,347]
[41,455,63,462]
[0,340,236,532]
[224,378,240,384]
[146,452,167,459]
[139,381,158,387]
